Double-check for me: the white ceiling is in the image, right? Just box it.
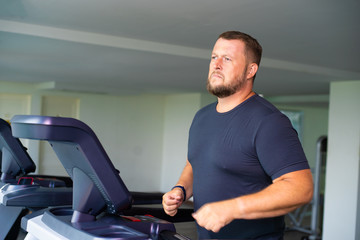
[1,0,359,100]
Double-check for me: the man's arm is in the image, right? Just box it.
[192,169,313,233]
[162,159,193,216]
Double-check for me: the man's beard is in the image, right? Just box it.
[207,71,247,98]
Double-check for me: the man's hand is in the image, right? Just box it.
[162,188,184,216]
[192,199,237,233]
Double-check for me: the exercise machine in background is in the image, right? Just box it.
[0,118,73,240]
[11,115,192,240]
[287,136,327,240]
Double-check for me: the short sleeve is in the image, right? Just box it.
[255,113,310,180]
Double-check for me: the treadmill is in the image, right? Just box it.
[11,115,191,240]
[0,118,73,240]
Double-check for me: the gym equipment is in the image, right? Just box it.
[287,136,327,239]
[0,118,166,206]
[0,118,73,240]
[0,118,35,184]
[0,118,73,188]
[11,115,191,240]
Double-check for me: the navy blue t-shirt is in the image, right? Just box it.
[188,94,310,239]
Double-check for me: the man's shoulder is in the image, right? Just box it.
[248,95,279,112]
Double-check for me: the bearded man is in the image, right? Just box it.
[162,31,313,240]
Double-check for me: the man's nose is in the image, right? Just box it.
[213,58,222,70]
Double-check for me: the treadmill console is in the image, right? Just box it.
[12,115,188,239]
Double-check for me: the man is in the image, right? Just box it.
[162,31,313,239]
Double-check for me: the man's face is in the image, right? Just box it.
[207,38,248,98]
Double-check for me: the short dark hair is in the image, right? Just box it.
[218,31,262,67]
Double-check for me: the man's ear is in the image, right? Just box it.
[247,63,258,79]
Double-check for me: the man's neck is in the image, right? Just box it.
[216,89,255,113]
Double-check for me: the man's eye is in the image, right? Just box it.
[224,57,231,62]
[211,56,217,60]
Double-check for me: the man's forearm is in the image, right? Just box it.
[192,169,313,233]
[234,169,313,219]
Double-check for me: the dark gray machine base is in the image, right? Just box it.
[0,204,28,240]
